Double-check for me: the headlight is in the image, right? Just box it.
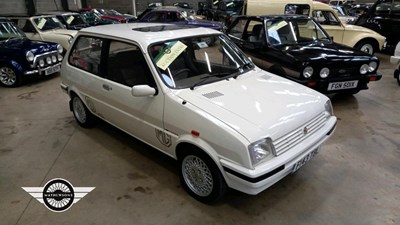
[39,60,45,67]
[360,64,369,74]
[26,51,34,62]
[303,66,313,78]
[46,57,52,65]
[320,67,330,78]
[58,55,63,61]
[248,138,275,166]
[68,37,73,44]
[57,44,63,54]
[368,61,377,72]
[52,55,57,63]
[325,100,334,116]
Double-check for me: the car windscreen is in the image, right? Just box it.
[266,18,329,46]
[63,14,86,25]
[33,17,65,31]
[149,34,253,89]
[0,21,26,41]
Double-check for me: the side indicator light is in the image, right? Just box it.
[191,130,200,137]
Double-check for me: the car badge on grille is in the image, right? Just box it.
[303,127,309,135]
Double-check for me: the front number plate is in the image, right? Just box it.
[328,80,358,90]
[292,148,319,173]
[44,64,61,76]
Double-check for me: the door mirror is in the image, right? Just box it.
[131,85,156,97]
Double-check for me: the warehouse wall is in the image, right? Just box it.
[0,0,81,15]
[85,0,201,15]
[0,0,377,17]
[0,0,26,15]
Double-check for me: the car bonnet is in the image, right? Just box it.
[174,69,328,142]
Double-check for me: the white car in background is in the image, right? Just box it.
[60,23,337,203]
[390,42,400,85]
[8,15,77,50]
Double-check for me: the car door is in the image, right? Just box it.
[312,10,344,44]
[99,40,170,154]
[67,36,111,120]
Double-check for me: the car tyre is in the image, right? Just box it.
[355,40,375,55]
[0,65,21,87]
[179,148,227,204]
[396,68,400,86]
[71,95,97,128]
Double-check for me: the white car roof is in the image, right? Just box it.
[78,23,221,48]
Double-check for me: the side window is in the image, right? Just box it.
[285,4,310,15]
[69,36,103,75]
[375,0,392,15]
[106,41,154,87]
[13,19,35,32]
[312,11,340,25]
[228,19,246,38]
[147,12,161,22]
[247,20,264,43]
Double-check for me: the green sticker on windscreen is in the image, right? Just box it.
[155,41,187,70]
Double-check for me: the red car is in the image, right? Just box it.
[79,8,133,23]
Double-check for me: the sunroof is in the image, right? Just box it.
[132,25,197,32]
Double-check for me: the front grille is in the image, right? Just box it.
[327,61,366,77]
[273,112,329,156]
[32,50,60,68]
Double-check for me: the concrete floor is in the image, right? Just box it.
[0,53,399,225]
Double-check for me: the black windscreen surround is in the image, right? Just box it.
[132,25,197,32]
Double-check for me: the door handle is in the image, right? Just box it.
[102,84,112,91]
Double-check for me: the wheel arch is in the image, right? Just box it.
[175,137,228,176]
[175,138,220,164]
[0,60,24,75]
[354,37,379,53]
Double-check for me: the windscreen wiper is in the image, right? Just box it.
[190,72,232,90]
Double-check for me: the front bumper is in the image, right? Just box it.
[288,72,382,94]
[220,116,337,195]
[23,63,62,76]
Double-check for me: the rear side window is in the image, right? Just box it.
[285,4,310,15]
[68,36,103,75]
[11,19,36,32]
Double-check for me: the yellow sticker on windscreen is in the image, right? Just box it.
[155,41,187,70]
[66,16,74,24]
[37,18,46,29]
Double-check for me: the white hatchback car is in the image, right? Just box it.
[60,23,337,203]
[390,42,400,85]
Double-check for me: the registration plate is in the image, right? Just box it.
[292,148,319,173]
[44,64,61,76]
[328,80,358,91]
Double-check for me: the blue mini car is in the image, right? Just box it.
[0,18,63,87]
